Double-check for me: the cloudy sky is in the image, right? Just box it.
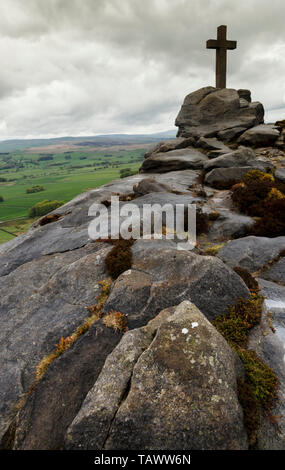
[0,0,284,140]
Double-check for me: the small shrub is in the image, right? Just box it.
[26,185,45,194]
[0,195,4,202]
[266,187,285,201]
[103,310,128,333]
[105,239,134,279]
[120,168,137,178]
[242,170,274,185]
[231,169,285,236]
[249,199,285,237]
[29,199,64,218]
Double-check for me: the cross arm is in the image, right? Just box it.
[206,39,237,50]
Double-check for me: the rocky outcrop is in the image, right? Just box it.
[66,301,248,450]
[1,84,285,451]
[175,87,264,141]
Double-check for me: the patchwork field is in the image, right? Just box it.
[0,145,148,243]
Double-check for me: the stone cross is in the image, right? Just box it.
[206,25,237,89]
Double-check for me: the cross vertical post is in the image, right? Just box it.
[206,25,237,89]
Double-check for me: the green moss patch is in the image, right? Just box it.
[213,285,279,446]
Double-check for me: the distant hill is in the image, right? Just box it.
[0,130,176,153]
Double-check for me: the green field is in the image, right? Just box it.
[0,147,145,242]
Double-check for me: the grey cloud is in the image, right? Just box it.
[0,0,284,139]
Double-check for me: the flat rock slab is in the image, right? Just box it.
[197,137,231,154]
[204,147,260,172]
[238,124,280,147]
[205,166,259,188]
[144,137,195,159]
[140,148,208,173]
[218,236,285,272]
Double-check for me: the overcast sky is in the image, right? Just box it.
[0,0,284,140]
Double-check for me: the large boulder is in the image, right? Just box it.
[175,87,264,140]
[104,239,250,328]
[238,124,280,147]
[140,148,208,173]
[66,301,248,450]
[218,236,285,272]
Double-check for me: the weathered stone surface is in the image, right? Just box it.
[208,210,255,240]
[154,169,199,191]
[237,89,251,102]
[14,321,122,450]
[275,168,285,183]
[238,124,280,147]
[261,257,285,284]
[204,147,261,172]
[218,236,285,272]
[175,87,264,140]
[133,178,173,195]
[248,279,285,449]
[204,166,265,188]
[144,137,195,159]
[100,301,248,450]
[217,126,248,142]
[133,170,200,195]
[0,243,112,445]
[104,239,250,328]
[65,308,174,450]
[197,137,231,154]
[140,148,208,173]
